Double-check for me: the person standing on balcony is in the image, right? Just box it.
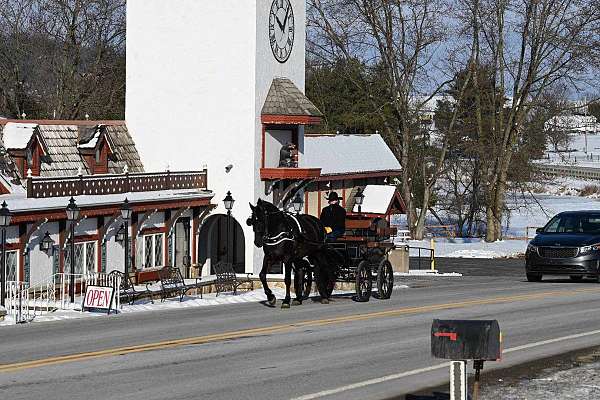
[320,192,346,241]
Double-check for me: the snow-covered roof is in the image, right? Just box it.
[1,189,213,214]
[0,123,38,149]
[301,134,401,176]
[352,185,399,214]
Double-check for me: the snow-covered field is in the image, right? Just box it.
[395,194,600,259]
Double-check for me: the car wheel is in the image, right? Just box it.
[569,275,583,282]
[526,273,542,282]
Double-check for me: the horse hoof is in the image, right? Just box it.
[281,303,290,309]
[292,300,302,306]
[268,296,277,306]
[321,298,330,305]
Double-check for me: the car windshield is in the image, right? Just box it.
[543,214,600,234]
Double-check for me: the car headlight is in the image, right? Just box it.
[580,243,600,254]
[527,244,538,254]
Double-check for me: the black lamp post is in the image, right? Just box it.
[292,192,304,215]
[66,197,80,303]
[0,201,12,307]
[223,191,234,266]
[120,198,132,285]
[40,231,55,254]
[355,187,365,214]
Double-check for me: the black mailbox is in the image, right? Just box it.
[431,319,501,361]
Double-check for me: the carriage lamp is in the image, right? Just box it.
[355,188,365,213]
[66,197,80,303]
[292,192,304,214]
[120,198,132,221]
[115,224,126,244]
[40,231,55,253]
[0,201,11,307]
[223,191,235,212]
[120,198,132,286]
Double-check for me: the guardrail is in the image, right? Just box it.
[536,163,600,180]
[409,246,435,270]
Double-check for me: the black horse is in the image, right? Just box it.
[247,199,338,308]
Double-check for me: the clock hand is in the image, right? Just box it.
[275,14,285,32]
[283,4,290,28]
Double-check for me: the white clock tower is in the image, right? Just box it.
[126,0,318,273]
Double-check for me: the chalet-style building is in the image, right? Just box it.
[0,120,213,287]
[126,0,406,274]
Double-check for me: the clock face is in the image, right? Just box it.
[269,0,295,63]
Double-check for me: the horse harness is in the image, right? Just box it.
[262,211,303,247]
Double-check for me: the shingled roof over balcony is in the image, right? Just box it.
[261,78,323,125]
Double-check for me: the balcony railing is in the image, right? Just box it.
[26,170,208,199]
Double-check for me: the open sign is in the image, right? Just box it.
[82,285,115,314]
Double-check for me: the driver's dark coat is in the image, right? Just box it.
[320,203,346,230]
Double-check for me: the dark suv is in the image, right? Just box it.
[526,211,600,282]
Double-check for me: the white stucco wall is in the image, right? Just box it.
[127,0,306,273]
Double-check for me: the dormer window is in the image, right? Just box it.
[95,148,101,163]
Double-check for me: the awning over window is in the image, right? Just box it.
[261,78,323,125]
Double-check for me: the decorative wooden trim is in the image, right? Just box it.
[98,212,120,243]
[260,167,321,180]
[166,207,189,236]
[10,197,212,224]
[136,209,158,236]
[261,114,322,125]
[139,227,165,236]
[27,170,208,199]
[21,218,48,252]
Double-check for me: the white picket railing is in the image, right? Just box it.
[3,272,121,324]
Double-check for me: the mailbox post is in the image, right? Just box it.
[431,319,502,400]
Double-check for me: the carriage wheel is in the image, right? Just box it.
[377,260,394,299]
[302,268,313,300]
[355,261,372,302]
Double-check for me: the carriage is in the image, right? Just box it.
[296,216,396,302]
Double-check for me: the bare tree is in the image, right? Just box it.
[308,0,477,239]
[466,0,600,241]
[0,0,126,119]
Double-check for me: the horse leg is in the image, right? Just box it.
[282,261,292,309]
[292,260,303,306]
[313,255,330,304]
[260,256,276,306]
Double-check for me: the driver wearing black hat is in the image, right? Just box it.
[320,192,346,241]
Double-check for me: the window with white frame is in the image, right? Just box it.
[64,241,97,274]
[143,233,164,268]
[4,250,18,281]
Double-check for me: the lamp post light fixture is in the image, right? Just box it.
[223,191,234,266]
[66,197,80,303]
[355,187,365,214]
[120,198,132,285]
[292,192,304,214]
[0,201,12,307]
[40,231,55,254]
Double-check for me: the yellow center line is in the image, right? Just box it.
[1,286,599,373]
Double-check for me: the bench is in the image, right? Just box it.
[158,266,205,302]
[108,270,155,305]
[213,262,254,296]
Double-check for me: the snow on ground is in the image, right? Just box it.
[545,133,600,166]
[393,194,600,258]
[405,237,526,259]
[0,283,410,327]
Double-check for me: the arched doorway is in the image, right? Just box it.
[198,214,245,274]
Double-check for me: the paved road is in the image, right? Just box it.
[2,260,600,400]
